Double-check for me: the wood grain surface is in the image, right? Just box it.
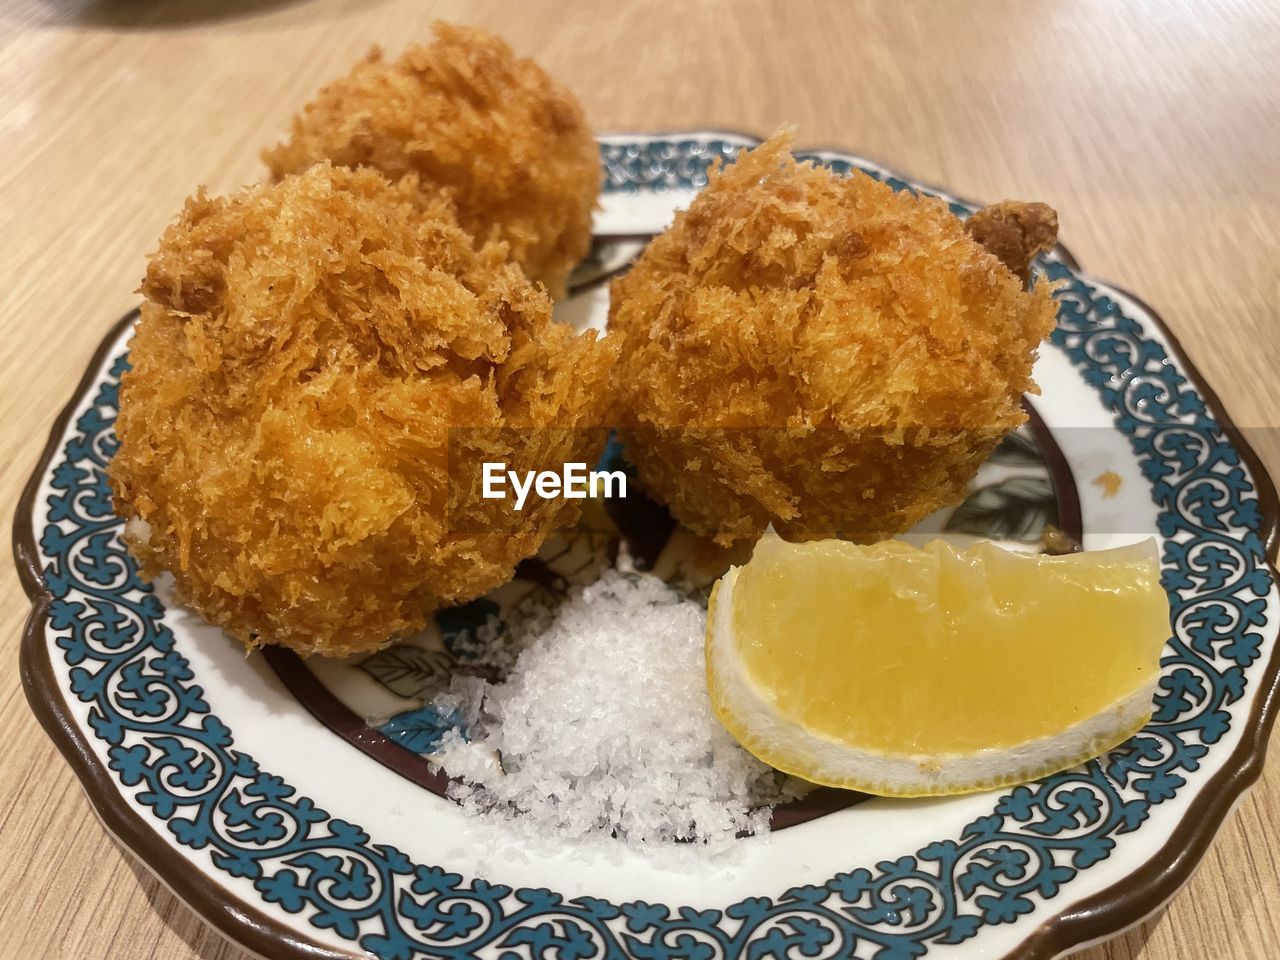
[2,0,1278,957]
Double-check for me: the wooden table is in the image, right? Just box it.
[2,1,1278,957]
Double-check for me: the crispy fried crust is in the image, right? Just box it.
[966,200,1060,287]
[109,165,614,656]
[608,132,1058,546]
[262,22,600,299]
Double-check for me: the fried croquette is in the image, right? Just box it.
[608,132,1058,546]
[109,165,614,657]
[966,200,1060,286]
[262,22,599,299]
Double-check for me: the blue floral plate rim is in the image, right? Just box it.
[16,130,1280,960]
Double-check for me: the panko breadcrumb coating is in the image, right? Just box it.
[263,22,600,299]
[110,165,614,657]
[965,200,1060,286]
[608,132,1058,546]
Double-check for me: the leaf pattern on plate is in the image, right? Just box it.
[378,705,457,754]
[946,476,1057,542]
[357,647,456,701]
[437,599,501,655]
[987,429,1044,467]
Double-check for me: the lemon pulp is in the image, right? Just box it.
[726,536,1169,758]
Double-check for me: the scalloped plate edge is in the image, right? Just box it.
[16,134,1280,960]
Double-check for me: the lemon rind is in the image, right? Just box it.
[706,567,1158,799]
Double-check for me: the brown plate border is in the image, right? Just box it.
[15,138,1280,960]
[1012,279,1280,960]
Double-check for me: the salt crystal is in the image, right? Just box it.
[429,569,800,852]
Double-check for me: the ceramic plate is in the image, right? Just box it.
[18,132,1280,960]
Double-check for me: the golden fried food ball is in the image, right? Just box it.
[608,132,1058,546]
[262,22,599,300]
[110,165,614,657]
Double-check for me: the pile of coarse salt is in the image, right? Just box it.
[429,568,798,852]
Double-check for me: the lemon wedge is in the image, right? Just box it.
[706,535,1170,797]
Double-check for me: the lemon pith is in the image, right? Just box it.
[705,536,1171,797]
